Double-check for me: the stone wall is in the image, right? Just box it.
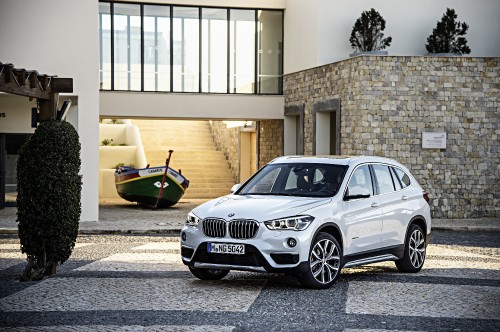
[210,120,284,181]
[284,56,499,218]
[258,120,284,168]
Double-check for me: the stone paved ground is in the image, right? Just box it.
[0,231,499,331]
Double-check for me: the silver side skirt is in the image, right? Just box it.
[194,262,267,273]
[343,254,399,268]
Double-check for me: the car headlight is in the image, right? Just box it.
[186,211,200,227]
[264,215,315,231]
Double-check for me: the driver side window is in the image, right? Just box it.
[347,165,373,195]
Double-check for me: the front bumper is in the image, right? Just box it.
[180,223,314,274]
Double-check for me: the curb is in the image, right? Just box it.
[2,227,499,236]
[432,225,500,232]
[0,229,183,236]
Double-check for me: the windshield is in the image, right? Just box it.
[238,163,348,197]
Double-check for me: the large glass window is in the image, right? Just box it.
[202,8,228,93]
[99,3,111,90]
[98,2,283,94]
[173,7,199,92]
[230,10,255,94]
[257,10,283,94]
[144,5,170,92]
[114,3,141,91]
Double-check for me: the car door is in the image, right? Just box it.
[342,164,383,255]
[372,164,408,248]
[379,165,420,248]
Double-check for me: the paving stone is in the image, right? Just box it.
[0,277,266,312]
[346,281,500,319]
[0,325,234,332]
[75,253,186,272]
[344,330,423,332]
[132,242,180,251]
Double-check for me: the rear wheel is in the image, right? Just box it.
[189,267,230,280]
[395,224,426,273]
[298,232,342,289]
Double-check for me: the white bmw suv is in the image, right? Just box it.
[180,156,431,289]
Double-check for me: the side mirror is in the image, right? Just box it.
[344,187,371,201]
[230,184,242,193]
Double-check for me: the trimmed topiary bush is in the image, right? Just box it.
[349,8,392,53]
[426,8,471,55]
[17,120,82,281]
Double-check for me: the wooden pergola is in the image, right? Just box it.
[0,62,73,121]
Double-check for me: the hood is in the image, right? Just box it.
[192,194,331,222]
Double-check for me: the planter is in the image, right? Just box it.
[349,50,388,57]
[425,53,463,57]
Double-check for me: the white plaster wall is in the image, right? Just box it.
[285,0,500,73]
[283,0,319,75]
[100,92,284,120]
[315,112,330,155]
[283,116,297,155]
[0,0,100,221]
[0,95,36,134]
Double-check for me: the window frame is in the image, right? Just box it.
[344,164,376,198]
[98,0,284,95]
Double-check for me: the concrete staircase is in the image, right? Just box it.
[131,120,236,199]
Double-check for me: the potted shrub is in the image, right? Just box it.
[17,120,82,281]
[426,8,471,55]
[349,8,392,56]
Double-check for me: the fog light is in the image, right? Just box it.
[287,237,297,247]
[181,232,187,241]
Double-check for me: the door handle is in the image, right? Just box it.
[401,195,409,201]
[371,202,380,208]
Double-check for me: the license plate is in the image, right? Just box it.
[208,243,245,255]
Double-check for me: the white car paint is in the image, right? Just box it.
[181,155,432,281]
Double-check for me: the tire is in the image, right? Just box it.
[189,267,230,280]
[395,224,426,273]
[297,232,342,289]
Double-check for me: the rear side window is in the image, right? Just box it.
[390,167,403,190]
[393,167,411,188]
[372,165,395,195]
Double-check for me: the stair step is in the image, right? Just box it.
[133,119,236,200]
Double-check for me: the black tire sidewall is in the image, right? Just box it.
[397,224,426,273]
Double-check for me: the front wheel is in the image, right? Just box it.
[395,224,426,273]
[189,267,230,280]
[297,232,342,289]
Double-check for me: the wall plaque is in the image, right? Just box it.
[422,132,446,149]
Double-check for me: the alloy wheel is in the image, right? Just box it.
[310,238,340,284]
[409,229,425,268]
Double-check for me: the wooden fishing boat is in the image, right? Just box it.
[115,165,189,208]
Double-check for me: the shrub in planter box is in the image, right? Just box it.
[349,8,392,55]
[426,8,471,55]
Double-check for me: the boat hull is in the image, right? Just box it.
[115,166,189,208]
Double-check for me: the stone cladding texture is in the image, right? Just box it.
[258,120,284,168]
[284,56,499,218]
[209,120,284,181]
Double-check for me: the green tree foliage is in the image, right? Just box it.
[17,120,82,281]
[426,8,470,54]
[349,8,392,52]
